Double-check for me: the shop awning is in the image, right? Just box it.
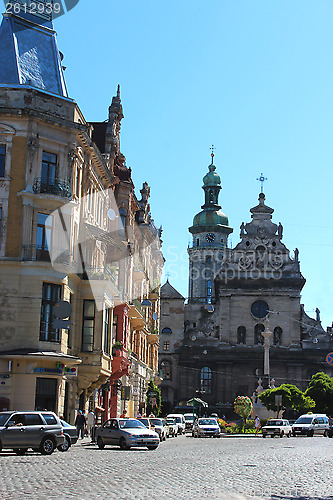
[186,397,208,407]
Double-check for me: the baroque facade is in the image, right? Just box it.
[159,153,333,416]
[0,6,163,421]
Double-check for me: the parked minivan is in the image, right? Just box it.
[166,414,186,434]
[292,413,329,437]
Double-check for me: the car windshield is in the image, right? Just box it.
[138,418,150,427]
[265,420,283,426]
[0,413,11,426]
[198,419,217,425]
[173,417,181,423]
[184,415,194,421]
[295,417,313,424]
[150,419,163,426]
[166,419,176,424]
[119,419,146,429]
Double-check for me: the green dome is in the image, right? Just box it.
[203,164,221,186]
[193,209,229,228]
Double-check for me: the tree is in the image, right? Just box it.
[305,372,333,415]
[146,381,161,416]
[259,384,315,413]
[234,396,253,431]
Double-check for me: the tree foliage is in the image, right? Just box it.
[305,372,333,415]
[234,396,253,429]
[259,384,315,413]
[146,380,161,416]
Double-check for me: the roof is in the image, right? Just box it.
[0,349,81,363]
[160,280,185,300]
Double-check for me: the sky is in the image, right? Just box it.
[54,0,333,329]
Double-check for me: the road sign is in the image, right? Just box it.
[326,353,333,365]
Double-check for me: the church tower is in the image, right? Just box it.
[188,151,233,303]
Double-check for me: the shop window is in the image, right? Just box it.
[0,145,5,177]
[200,367,212,394]
[237,326,246,344]
[82,300,95,352]
[35,377,57,412]
[40,283,62,342]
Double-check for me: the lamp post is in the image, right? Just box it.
[262,321,273,387]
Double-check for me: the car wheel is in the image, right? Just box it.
[324,430,328,437]
[271,434,274,438]
[287,431,291,438]
[119,438,129,450]
[147,445,158,450]
[57,436,71,452]
[280,431,284,438]
[0,440,2,452]
[39,437,55,455]
[97,437,105,449]
[262,434,266,438]
[14,448,28,455]
[292,432,296,437]
[307,430,314,437]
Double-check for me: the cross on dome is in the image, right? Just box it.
[256,173,267,193]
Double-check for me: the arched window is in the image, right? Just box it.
[254,324,265,345]
[237,326,246,345]
[162,327,172,334]
[274,327,282,345]
[160,360,172,380]
[200,367,212,394]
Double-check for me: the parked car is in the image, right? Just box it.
[262,419,292,438]
[95,418,159,450]
[166,414,186,434]
[184,413,197,431]
[0,411,64,455]
[165,417,178,437]
[136,417,155,431]
[149,418,167,441]
[58,419,78,451]
[292,414,330,437]
[192,417,221,438]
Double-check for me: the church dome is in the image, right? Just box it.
[192,209,229,228]
[203,164,221,186]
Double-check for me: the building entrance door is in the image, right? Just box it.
[35,377,57,412]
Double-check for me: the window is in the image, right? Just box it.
[0,145,5,177]
[274,327,282,345]
[41,151,57,187]
[112,315,118,345]
[162,327,172,334]
[161,360,172,380]
[200,367,212,394]
[163,302,170,316]
[25,414,43,425]
[207,280,212,304]
[82,300,95,352]
[41,413,57,425]
[254,324,265,345]
[36,213,52,260]
[35,378,57,412]
[40,283,62,342]
[237,326,246,345]
[163,341,170,351]
[119,207,126,235]
[103,307,111,353]
[75,165,81,198]
[0,207,2,240]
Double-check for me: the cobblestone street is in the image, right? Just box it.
[0,435,333,500]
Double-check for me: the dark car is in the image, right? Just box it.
[0,411,64,455]
[58,419,78,451]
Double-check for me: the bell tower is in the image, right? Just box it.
[188,150,233,303]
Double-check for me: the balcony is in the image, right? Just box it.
[33,177,72,199]
[22,245,72,264]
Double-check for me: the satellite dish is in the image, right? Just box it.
[153,312,158,320]
[108,209,116,220]
[54,301,72,319]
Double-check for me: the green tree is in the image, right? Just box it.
[259,384,315,413]
[305,372,333,415]
[234,396,253,431]
[146,380,161,416]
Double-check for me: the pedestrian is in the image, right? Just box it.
[120,409,127,418]
[254,415,261,436]
[87,409,95,440]
[75,410,86,439]
[136,411,142,418]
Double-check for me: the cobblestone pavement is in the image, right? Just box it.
[0,434,333,500]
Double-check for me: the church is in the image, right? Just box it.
[159,152,333,416]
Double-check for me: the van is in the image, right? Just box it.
[183,413,198,431]
[166,414,186,434]
[292,413,329,437]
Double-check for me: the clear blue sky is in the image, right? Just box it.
[55,0,333,329]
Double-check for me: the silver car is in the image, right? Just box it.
[0,411,65,455]
[95,418,160,450]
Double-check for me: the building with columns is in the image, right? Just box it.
[159,153,333,417]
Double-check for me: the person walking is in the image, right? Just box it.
[87,410,96,441]
[75,410,86,439]
[254,415,261,436]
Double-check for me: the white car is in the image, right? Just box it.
[166,414,186,434]
[292,414,330,437]
[192,417,221,438]
[165,417,178,437]
[262,419,292,438]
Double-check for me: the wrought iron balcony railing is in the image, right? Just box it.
[33,177,72,199]
[22,245,72,264]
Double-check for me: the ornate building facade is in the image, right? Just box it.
[159,153,333,416]
[0,5,163,421]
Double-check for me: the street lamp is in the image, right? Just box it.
[262,321,273,387]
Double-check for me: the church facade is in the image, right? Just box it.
[159,153,333,416]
